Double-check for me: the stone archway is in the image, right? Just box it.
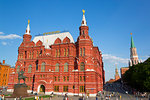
[38,84,45,94]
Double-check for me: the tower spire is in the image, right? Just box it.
[81,9,87,26]
[115,64,120,81]
[129,33,139,66]
[131,33,135,48]
[25,20,30,35]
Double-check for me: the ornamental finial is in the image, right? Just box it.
[82,9,85,15]
[28,20,30,24]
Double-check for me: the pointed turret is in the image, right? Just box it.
[81,9,87,26]
[129,33,139,66]
[131,33,135,48]
[25,20,30,35]
[23,20,32,42]
[79,10,89,36]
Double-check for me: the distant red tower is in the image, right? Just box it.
[115,65,120,81]
[8,10,105,97]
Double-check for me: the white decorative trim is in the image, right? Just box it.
[38,80,47,83]
[7,89,14,92]
[86,69,95,71]
[72,69,79,72]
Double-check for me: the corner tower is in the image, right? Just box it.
[77,10,93,71]
[129,33,139,66]
[115,65,120,81]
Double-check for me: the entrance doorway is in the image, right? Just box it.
[39,85,45,94]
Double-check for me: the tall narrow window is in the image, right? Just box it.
[29,52,31,58]
[41,62,45,72]
[36,60,38,70]
[80,62,85,71]
[63,86,68,92]
[58,49,60,57]
[54,86,59,92]
[80,86,85,92]
[28,65,32,73]
[54,76,57,81]
[80,76,82,81]
[17,66,20,72]
[63,76,66,81]
[58,76,60,82]
[36,51,38,58]
[64,49,66,56]
[64,63,68,72]
[83,76,85,81]
[55,49,57,57]
[25,51,27,58]
[67,76,69,81]
[55,63,59,72]
[80,48,82,56]
[83,48,85,56]
[67,48,69,57]
[32,52,34,58]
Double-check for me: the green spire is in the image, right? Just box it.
[131,33,135,48]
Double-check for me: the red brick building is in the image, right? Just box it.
[8,10,105,97]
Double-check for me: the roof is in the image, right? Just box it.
[33,32,75,49]
[131,36,135,48]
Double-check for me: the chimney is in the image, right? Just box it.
[3,60,5,64]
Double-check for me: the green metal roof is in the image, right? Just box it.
[131,36,135,48]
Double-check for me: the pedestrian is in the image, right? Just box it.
[41,97,43,100]
[0,95,2,100]
[120,95,121,100]
[96,96,98,100]
[19,96,22,100]
[1,94,4,100]
[49,95,52,100]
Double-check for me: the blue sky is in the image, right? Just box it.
[0,0,150,81]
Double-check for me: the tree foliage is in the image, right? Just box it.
[123,57,150,91]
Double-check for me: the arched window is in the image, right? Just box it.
[67,48,69,57]
[36,51,38,58]
[41,62,45,72]
[17,66,20,72]
[58,49,60,57]
[28,65,32,73]
[80,48,82,56]
[64,63,68,72]
[80,62,85,71]
[64,49,66,56]
[55,49,57,57]
[55,63,59,72]
[29,52,31,58]
[83,48,85,56]
[32,52,34,58]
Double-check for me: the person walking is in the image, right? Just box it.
[96,96,98,100]
[0,95,2,100]
[1,94,4,100]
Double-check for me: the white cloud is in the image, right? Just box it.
[0,33,22,39]
[0,32,4,35]
[103,54,129,64]
[1,42,7,45]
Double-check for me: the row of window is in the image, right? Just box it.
[54,85,85,92]
[55,48,69,57]
[19,47,86,59]
[19,50,42,59]
[16,62,85,73]
[80,76,86,81]
[54,76,69,82]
